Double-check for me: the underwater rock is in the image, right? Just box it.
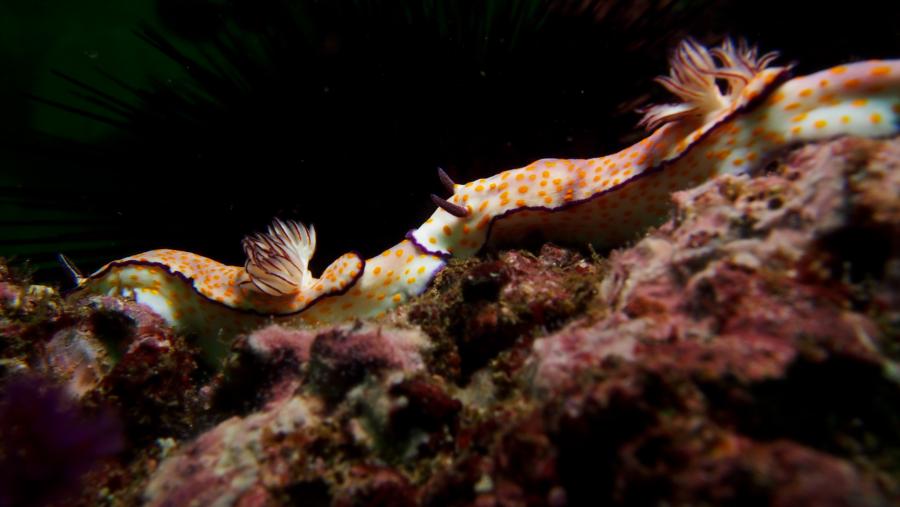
[531,136,900,394]
[212,325,318,414]
[9,136,900,506]
[41,326,112,398]
[333,465,417,507]
[143,395,322,507]
[408,243,600,382]
[306,323,429,403]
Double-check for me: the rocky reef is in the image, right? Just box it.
[2,135,899,506]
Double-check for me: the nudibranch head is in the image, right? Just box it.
[639,38,785,131]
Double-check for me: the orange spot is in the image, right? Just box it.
[515,199,526,206]
[814,119,828,129]
[518,185,529,194]
[790,126,802,135]
[747,152,758,162]
[784,102,801,111]
[428,237,437,244]
[770,92,785,104]
[798,88,813,97]
[462,224,470,234]
[515,173,524,181]
[871,65,891,76]
[498,182,508,191]
[544,196,553,204]
[477,216,490,230]
[817,93,837,104]
[541,171,550,178]
[851,98,868,107]
[840,115,851,124]
[392,294,402,303]
[475,185,484,192]
[830,66,847,75]
[479,200,489,211]
[871,113,883,124]
[843,78,860,89]
[732,158,744,167]
[407,277,416,284]
[443,225,452,236]
[396,250,403,258]
[791,113,807,123]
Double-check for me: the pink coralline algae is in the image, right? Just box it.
[3,136,900,507]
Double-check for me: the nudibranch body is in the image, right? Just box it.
[68,39,900,361]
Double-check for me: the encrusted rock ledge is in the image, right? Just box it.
[2,136,899,506]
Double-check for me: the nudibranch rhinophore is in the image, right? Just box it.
[66,38,900,361]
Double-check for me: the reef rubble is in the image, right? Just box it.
[1,135,899,506]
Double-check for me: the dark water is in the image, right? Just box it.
[2,0,899,284]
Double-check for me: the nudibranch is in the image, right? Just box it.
[66,38,900,362]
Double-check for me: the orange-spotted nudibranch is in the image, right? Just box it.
[67,38,900,362]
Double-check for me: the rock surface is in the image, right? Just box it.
[1,136,899,506]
